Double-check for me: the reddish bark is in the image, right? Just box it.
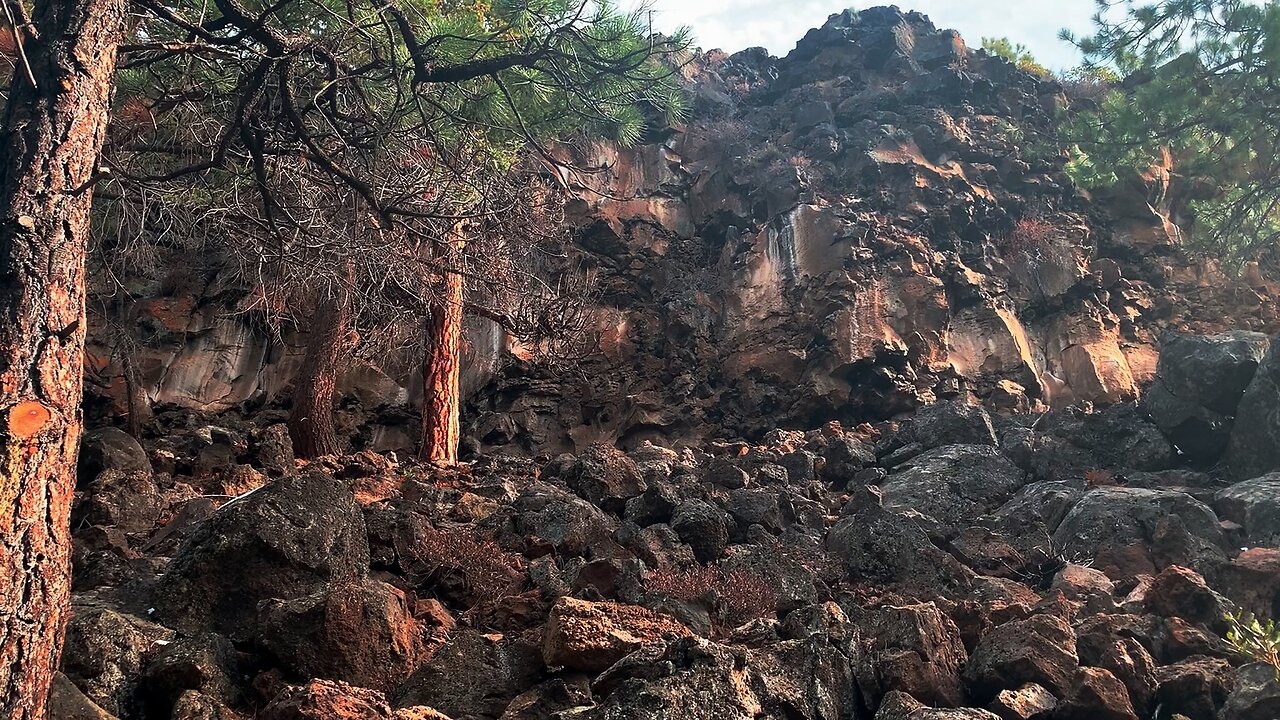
[419,249,464,463]
[288,293,351,458]
[0,0,127,716]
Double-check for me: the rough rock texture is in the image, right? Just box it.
[256,580,429,692]
[879,444,1025,538]
[57,8,1280,720]
[1226,342,1280,480]
[1216,474,1280,547]
[151,472,370,635]
[85,5,1280,456]
[542,597,690,672]
[1143,331,1268,465]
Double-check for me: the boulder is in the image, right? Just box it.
[61,606,175,717]
[1216,474,1280,546]
[563,444,648,514]
[1216,547,1280,620]
[542,597,690,673]
[1051,488,1224,579]
[47,672,120,720]
[394,629,543,718]
[137,633,244,718]
[623,484,679,526]
[849,602,967,708]
[1056,667,1138,720]
[879,444,1025,538]
[253,423,296,476]
[1226,341,1280,479]
[1153,657,1235,720]
[152,472,369,635]
[1142,565,1233,634]
[899,399,998,449]
[1143,381,1232,465]
[987,683,1056,720]
[1154,331,1269,412]
[511,483,619,557]
[826,487,973,597]
[725,488,783,532]
[821,436,877,485]
[964,613,1078,701]
[874,691,1002,719]
[256,580,429,692]
[586,634,856,720]
[79,427,151,481]
[1221,662,1280,720]
[263,680,450,720]
[670,499,732,563]
[74,470,164,534]
[1073,633,1156,714]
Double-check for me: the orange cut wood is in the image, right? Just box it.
[8,401,52,439]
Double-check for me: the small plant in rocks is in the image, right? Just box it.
[1226,611,1280,679]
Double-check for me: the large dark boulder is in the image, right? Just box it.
[79,427,152,482]
[827,487,973,597]
[879,445,1025,539]
[1155,331,1269,413]
[1226,340,1280,479]
[1051,488,1224,579]
[152,472,369,636]
[562,444,648,514]
[670,499,732,563]
[1216,473,1280,546]
[898,399,998,450]
[1221,662,1280,720]
[61,606,175,717]
[1144,331,1269,465]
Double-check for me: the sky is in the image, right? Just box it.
[642,1,1103,71]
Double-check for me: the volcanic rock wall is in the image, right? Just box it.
[88,7,1280,457]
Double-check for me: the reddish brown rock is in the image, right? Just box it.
[1143,566,1233,634]
[261,680,450,720]
[964,614,1078,701]
[1057,667,1139,720]
[850,602,968,708]
[987,683,1056,720]
[256,580,429,692]
[542,596,690,672]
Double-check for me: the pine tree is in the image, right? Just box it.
[1062,0,1280,267]
[98,0,692,460]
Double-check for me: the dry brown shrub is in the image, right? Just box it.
[411,526,524,610]
[998,217,1057,255]
[645,565,777,632]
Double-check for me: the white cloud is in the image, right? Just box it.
[640,0,1103,70]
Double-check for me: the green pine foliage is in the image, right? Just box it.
[1225,611,1280,679]
[1061,0,1280,268]
[981,36,1053,77]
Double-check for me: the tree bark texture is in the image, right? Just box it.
[288,293,351,458]
[419,244,464,463]
[0,0,127,716]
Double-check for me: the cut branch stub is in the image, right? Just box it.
[7,401,53,439]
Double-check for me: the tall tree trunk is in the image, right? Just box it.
[419,244,465,463]
[0,0,126,717]
[288,293,350,458]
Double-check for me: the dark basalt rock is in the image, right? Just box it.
[151,472,369,636]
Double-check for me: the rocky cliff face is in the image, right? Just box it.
[466,7,1280,455]
[60,9,1280,720]
[88,7,1280,458]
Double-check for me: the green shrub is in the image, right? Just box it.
[1225,611,1280,679]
